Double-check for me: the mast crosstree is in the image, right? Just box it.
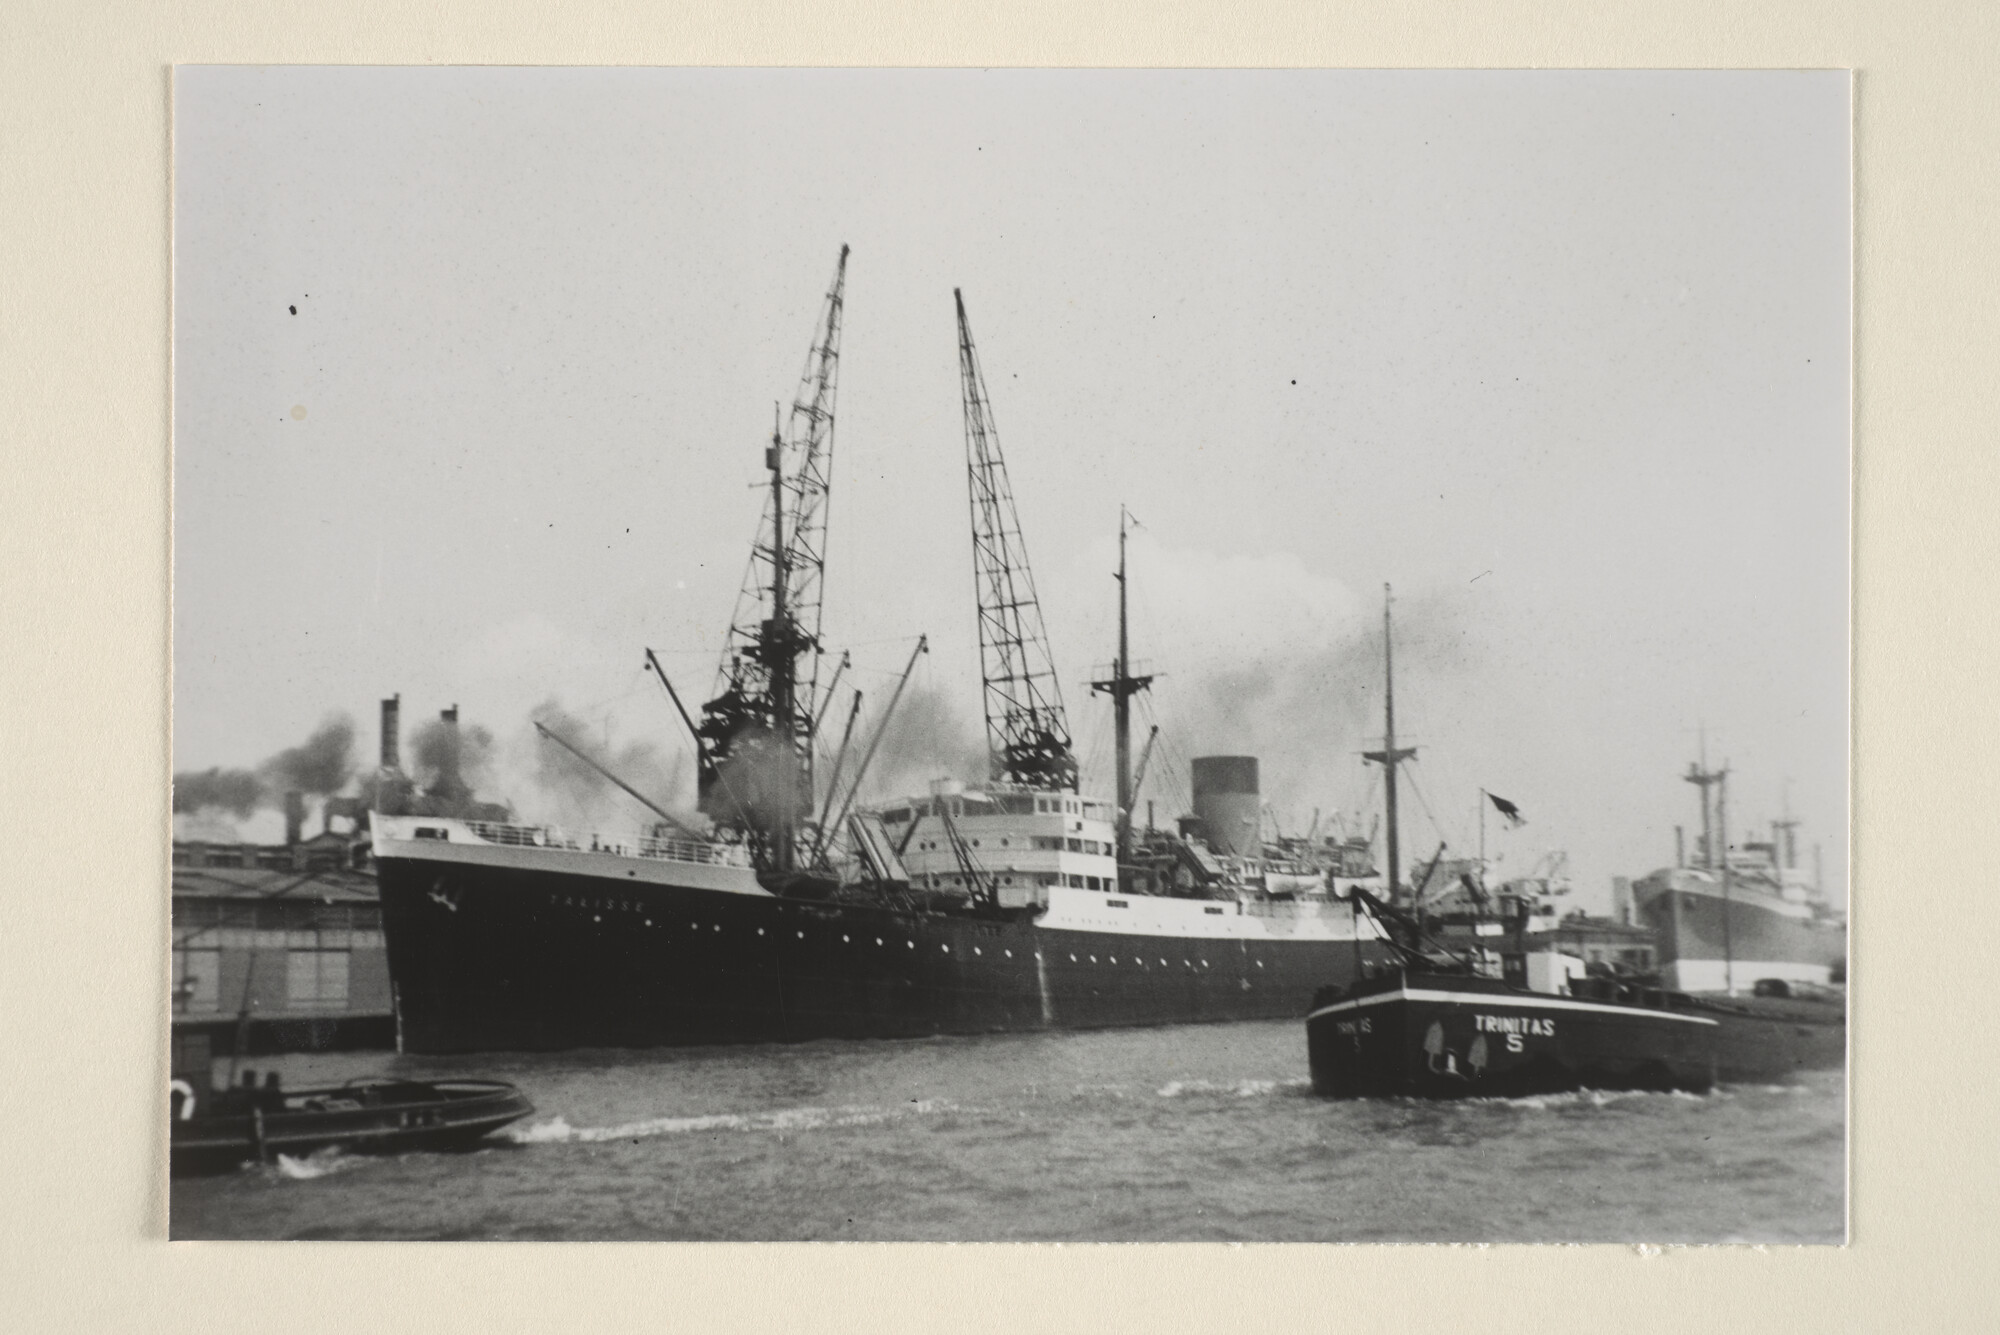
[955,289,1078,791]
[698,246,850,870]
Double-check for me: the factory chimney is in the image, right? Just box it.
[380,694,401,771]
[1611,875,1634,926]
[432,704,465,806]
[284,790,306,846]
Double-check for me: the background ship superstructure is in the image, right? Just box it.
[1633,754,1846,992]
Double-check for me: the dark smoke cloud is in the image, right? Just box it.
[411,716,494,793]
[261,714,356,795]
[173,711,359,818]
[171,767,266,818]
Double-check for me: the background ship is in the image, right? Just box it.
[371,253,1400,1054]
[1632,753,1847,994]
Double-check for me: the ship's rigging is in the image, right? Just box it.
[696,246,849,871]
[955,289,1078,791]
[1362,584,1418,902]
[1091,506,1154,860]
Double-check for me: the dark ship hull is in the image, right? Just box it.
[376,833,1394,1054]
[1306,973,1718,1099]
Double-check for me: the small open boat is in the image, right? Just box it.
[169,1068,534,1175]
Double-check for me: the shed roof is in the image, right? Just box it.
[171,864,378,904]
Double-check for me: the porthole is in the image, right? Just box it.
[906,940,914,949]
[644,919,652,927]
[941,944,950,953]
[1005,949,1013,958]
[876,937,884,946]
[1070,953,1078,962]
[1160,958,1167,966]
[1090,956,1098,964]
[1109,956,1117,964]
[797,930,805,939]
[973,947,982,956]
[714,924,721,932]
[843,934,851,943]
[1256,959,1264,968]
[593,915,601,923]
[691,923,698,930]
[757,928,765,936]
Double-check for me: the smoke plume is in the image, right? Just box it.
[173,710,359,821]
[171,767,266,818]
[411,716,494,795]
[522,698,691,829]
[262,714,356,795]
[1156,583,1489,824]
[853,684,991,801]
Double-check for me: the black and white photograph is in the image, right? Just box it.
[168,67,1848,1242]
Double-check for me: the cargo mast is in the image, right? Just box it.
[1091,507,1153,859]
[1363,584,1417,902]
[698,246,849,871]
[955,289,1078,791]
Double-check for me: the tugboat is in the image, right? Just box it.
[1305,907,1719,1099]
[169,1034,533,1175]
[1304,586,1718,1099]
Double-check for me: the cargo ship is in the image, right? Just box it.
[1632,757,1846,994]
[372,252,1399,1054]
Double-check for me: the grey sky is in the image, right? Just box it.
[173,68,1849,908]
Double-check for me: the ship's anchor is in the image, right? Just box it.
[427,877,460,913]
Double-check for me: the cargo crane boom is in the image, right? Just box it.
[955,289,1077,791]
[697,246,850,871]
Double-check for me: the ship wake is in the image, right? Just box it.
[505,1098,962,1146]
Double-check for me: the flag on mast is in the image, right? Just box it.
[1488,792,1526,828]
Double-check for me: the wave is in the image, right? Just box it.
[1156,1077,1313,1099]
[271,1147,367,1180]
[1461,1087,1712,1111]
[504,1098,961,1146]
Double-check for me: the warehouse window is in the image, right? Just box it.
[286,950,350,1006]
[173,949,219,1015]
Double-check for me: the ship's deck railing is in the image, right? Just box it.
[460,819,751,869]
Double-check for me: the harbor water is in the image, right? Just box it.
[170,1019,1844,1242]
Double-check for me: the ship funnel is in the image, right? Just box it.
[1192,756,1260,858]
